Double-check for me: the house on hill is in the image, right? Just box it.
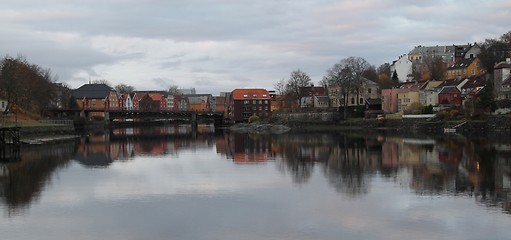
[438,86,462,106]
[445,57,484,80]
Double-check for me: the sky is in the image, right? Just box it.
[0,0,509,95]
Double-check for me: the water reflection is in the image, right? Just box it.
[1,126,510,217]
[0,142,77,216]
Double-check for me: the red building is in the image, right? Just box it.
[229,89,271,122]
[438,86,462,106]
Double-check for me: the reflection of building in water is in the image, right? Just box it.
[76,126,217,167]
[216,132,274,163]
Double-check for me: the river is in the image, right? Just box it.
[0,125,510,240]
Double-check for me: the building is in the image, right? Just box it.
[73,83,119,119]
[381,81,427,113]
[437,86,462,106]
[445,57,483,80]
[0,98,7,112]
[495,58,511,100]
[390,54,413,82]
[328,77,380,108]
[229,89,271,122]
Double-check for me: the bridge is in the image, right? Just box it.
[48,109,225,126]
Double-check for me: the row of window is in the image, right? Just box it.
[243,94,268,98]
[243,106,269,111]
[244,100,269,104]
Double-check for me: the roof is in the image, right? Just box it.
[302,86,327,96]
[399,80,428,90]
[73,84,113,99]
[502,76,511,86]
[447,58,476,70]
[461,77,486,89]
[365,98,382,105]
[494,61,511,69]
[439,86,460,94]
[315,96,330,102]
[231,89,270,100]
[148,93,164,101]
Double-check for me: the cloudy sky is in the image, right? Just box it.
[1,0,509,94]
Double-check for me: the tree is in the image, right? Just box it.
[391,70,399,84]
[0,55,56,116]
[323,56,370,119]
[285,69,312,106]
[115,84,135,94]
[362,65,378,81]
[167,85,180,95]
[91,79,111,86]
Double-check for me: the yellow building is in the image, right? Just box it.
[397,91,420,112]
[445,57,484,79]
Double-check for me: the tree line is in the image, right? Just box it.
[0,55,67,116]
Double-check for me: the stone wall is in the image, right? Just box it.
[272,112,340,123]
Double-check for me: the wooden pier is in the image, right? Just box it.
[0,127,21,161]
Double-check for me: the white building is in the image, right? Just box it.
[390,54,413,82]
[0,99,7,112]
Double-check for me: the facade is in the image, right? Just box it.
[397,91,420,112]
[186,94,212,112]
[390,54,413,82]
[138,94,160,111]
[495,58,511,100]
[0,98,7,112]
[328,78,380,108]
[229,89,271,122]
[419,80,443,107]
[148,93,166,110]
[215,96,227,113]
[382,81,427,113]
[73,84,119,119]
[445,57,483,80]
[119,93,133,110]
[437,86,462,106]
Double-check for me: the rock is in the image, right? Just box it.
[229,123,290,134]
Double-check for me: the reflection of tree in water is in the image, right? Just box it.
[0,142,77,216]
[322,136,374,198]
[274,134,337,184]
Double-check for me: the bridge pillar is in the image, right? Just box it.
[191,112,198,128]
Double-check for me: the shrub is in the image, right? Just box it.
[248,115,260,123]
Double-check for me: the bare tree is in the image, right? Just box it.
[323,56,370,119]
[168,85,180,95]
[115,84,135,94]
[285,69,312,108]
[92,79,111,86]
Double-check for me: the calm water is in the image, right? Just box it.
[1,125,510,240]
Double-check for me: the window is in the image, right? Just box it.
[253,100,256,104]
[259,100,262,104]
[262,94,267,97]
[368,88,372,94]
[253,94,257,97]
[359,98,363,104]
[351,98,355,104]
[243,94,248,98]
[244,100,249,104]
[471,69,475,76]
[264,100,268,104]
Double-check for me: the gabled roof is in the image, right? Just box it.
[148,93,164,101]
[461,77,485,90]
[399,80,428,90]
[494,61,511,69]
[502,76,511,86]
[447,58,476,70]
[315,96,330,103]
[231,89,270,100]
[302,86,327,96]
[73,84,113,99]
[365,98,382,105]
[439,86,460,94]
